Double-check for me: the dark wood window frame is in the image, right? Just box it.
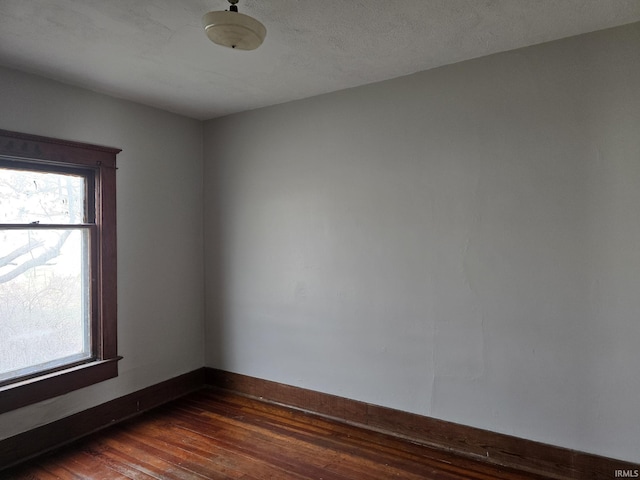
[0,129,121,414]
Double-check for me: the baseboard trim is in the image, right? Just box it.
[0,368,205,470]
[205,368,639,480]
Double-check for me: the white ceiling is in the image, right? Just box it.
[1,1,639,120]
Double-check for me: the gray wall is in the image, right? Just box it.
[203,23,640,462]
[0,66,205,439]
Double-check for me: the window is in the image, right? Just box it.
[0,129,120,413]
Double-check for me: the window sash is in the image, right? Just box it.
[0,158,95,225]
[0,225,97,386]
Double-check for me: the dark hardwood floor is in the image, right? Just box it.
[3,388,552,479]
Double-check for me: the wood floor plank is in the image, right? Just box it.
[179,391,540,480]
[170,401,512,480]
[6,467,62,480]
[80,440,164,480]
[3,389,554,480]
[129,402,438,480]
[91,435,221,480]
[114,427,262,480]
[43,449,131,480]
[117,421,312,480]
[210,390,549,480]
[35,459,85,480]
[167,405,393,480]
[161,414,355,480]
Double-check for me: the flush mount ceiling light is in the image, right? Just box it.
[202,0,266,51]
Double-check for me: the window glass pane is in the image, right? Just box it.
[0,167,86,224]
[0,229,91,382]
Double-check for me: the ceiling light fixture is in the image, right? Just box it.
[202,0,266,51]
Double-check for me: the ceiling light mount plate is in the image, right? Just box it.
[202,0,266,51]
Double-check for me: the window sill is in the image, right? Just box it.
[0,357,122,414]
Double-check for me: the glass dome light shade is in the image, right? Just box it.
[202,10,266,50]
